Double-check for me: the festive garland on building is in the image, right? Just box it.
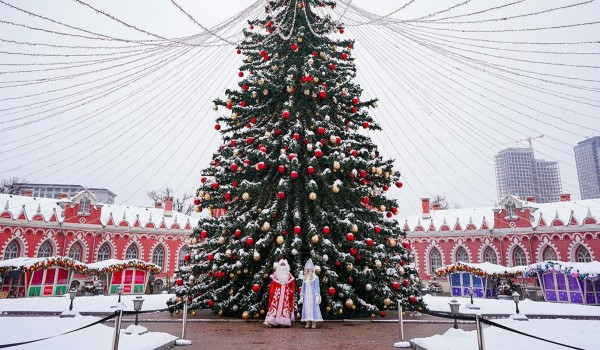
[0,257,88,274]
[435,262,523,279]
[87,259,161,275]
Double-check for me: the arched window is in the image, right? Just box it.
[178,246,189,268]
[38,241,52,258]
[484,247,497,264]
[4,240,20,259]
[429,248,442,275]
[152,245,165,270]
[512,246,527,266]
[79,199,91,214]
[455,247,469,263]
[576,246,592,263]
[125,244,139,260]
[506,202,516,217]
[543,246,557,261]
[98,243,111,261]
[68,242,83,262]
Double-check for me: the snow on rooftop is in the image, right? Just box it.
[401,196,600,233]
[435,261,524,278]
[524,260,600,280]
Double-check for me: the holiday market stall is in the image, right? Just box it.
[87,259,160,295]
[0,257,87,297]
[435,262,524,298]
[524,261,600,305]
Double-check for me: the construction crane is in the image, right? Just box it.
[493,134,544,149]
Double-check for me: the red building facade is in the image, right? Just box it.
[0,190,202,289]
[403,195,600,281]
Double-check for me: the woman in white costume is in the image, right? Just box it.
[298,259,323,328]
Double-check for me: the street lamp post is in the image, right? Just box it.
[133,296,145,326]
[68,288,77,311]
[448,298,460,329]
[512,292,520,314]
[117,285,124,303]
[469,287,474,305]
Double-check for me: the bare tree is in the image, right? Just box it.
[147,187,193,215]
[430,194,450,209]
[0,177,28,195]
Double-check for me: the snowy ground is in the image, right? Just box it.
[0,293,173,313]
[423,294,600,316]
[0,314,177,350]
[412,317,598,350]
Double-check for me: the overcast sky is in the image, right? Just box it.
[1,0,598,216]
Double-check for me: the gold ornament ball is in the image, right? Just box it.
[351,224,358,233]
[218,236,226,245]
[352,305,356,311]
[229,273,235,279]
[296,312,301,319]
[326,306,331,312]
[251,91,258,98]
[262,222,271,231]
[204,193,211,201]
[191,237,198,245]
[332,186,340,193]
[226,98,232,104]
[237,270,242,275]
[375,260,382,268]
[263,89,269,96]
[398,266,405,275]
[276,235,285,245]
[376,168,383,175]
[379,205,386,212]
[175,309,180,315]
[333,161,341,170]
[176,297,183,302]
[384,298,391,306]
[199,190,205,197]
[231,113,238,120]
[345,299,354,308]
[242,311,250,320]
[254,313,260,319]
[371,313,376,318]
[253,252,261,261]
[311,235,319,244]
[371,166,377,174]
[388,238,397,247]
[194,206,202,213]
[225,249,232,257]
[258,79,265,86]
[242,192,250,201]
[218,310,223,316]
[309,192,317,201]
[329,135,336,143]
[346,263,354,271]
[191,310,197,317]
[338,308,343,315]
[260,309,265,315]
[297,37,303,42]
[384,172,390,179]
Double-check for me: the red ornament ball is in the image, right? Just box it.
[236,49,241,54]
[207,253,214,261]
[230,164,238,172]
[290,171,299,179]
[374,225,381,233]
[352,97,359,105]
[404,242,410,249]
[346,232,354,241]
[278,165,285,173]
[256,162,266,171]
[291,43,298,51]
[386,212,393,218]
[250,117,257,123]
[294,226,302,234]
[282,110,290,119]
[311,51,318,57]
[380,311,386,317]
[362,122,369,129]
[214,124,221,130]
[235,229,242,238]
[242,84,249,91]
[176,278,183,286]
[328,287,336,296]
[193,198,200,205]
[335,260,341,267]
[247,137,254,144]
[396,181,403,188]
[409,295,417,304]
[266,21,272,28]
[252,284,260,293]
[339,28,345,34]
[201,177,207,183]
[350,247,357,256]
[351,106,358,113]
[314,149,323,158]
[319,91,327,99]
[323,226,330,235]
[260,50,267,57]
[366,238,373,247]
[212,182,219,190]
[184,254,190,262]
[329,63,336,70]
[391,207,398,214]
[238,71,244,77]
[208,299,214,307]
[277,191,285,199]
[201,230,208,238]
[317,127,325,134]
[341,53,348,60]
[362,196,370,204]
[404,279,410,286]
[307,166,315,174]
[246,237,254,246]
[293,133,300,140]
[392,282,399,290]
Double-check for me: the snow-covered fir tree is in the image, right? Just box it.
[171,0,426,319]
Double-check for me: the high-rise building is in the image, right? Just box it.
[494,148,562,203]
[575,136,600,200]
[12,183,117,204]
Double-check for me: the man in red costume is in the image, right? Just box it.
[264,259,295,327]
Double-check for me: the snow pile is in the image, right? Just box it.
[0,294,174,313]
[0,315,176,350]
[411,318,597,350]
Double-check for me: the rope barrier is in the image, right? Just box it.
[0,312,118,349]
[479,318,588,350]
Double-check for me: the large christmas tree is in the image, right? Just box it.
[172,0,426,319]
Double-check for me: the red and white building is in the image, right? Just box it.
[402,195,600,283]
[0,190,203,290]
